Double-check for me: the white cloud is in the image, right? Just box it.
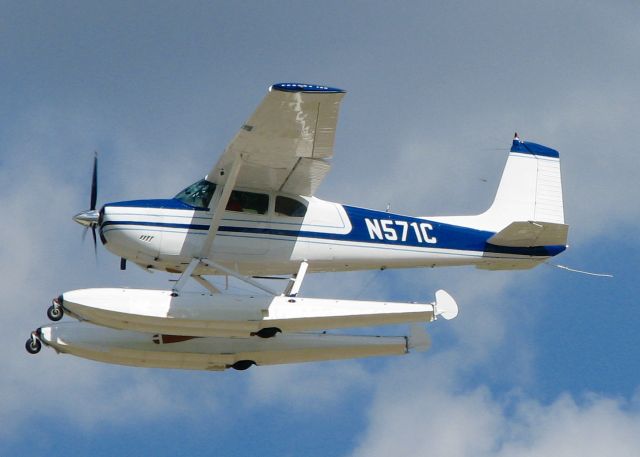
[349,360,640,457]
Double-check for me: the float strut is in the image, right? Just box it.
[283,261,309,297]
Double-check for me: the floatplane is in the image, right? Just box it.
[26,83,568,370]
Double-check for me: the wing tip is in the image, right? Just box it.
[271,82,346,94]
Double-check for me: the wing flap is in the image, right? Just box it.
[280,158,331,195]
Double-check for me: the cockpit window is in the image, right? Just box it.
[174,179,217,208]
[275,196,307,217]
[226,190,269,214]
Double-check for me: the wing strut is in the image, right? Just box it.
[201,154,244,257]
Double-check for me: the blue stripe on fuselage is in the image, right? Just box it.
[343,206,565,256]
[101,200,564,257]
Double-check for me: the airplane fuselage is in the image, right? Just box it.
[98,192,565,276]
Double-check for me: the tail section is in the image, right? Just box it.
[416,134,569,270]
[427,134,569,271]
[484,134,564,229]
[434,134,567,237]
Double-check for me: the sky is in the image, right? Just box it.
[1,1,639,455]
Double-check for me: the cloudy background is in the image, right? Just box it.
[2,1,639,455]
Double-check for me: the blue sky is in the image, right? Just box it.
[2,1,640,455]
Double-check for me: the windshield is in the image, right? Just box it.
[174,179,217,208]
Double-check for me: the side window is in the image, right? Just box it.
[275,196,307,217]
[226,190,269,214]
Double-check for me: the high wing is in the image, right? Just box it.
[206,83,346,196]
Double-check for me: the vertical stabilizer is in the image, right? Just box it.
[486,134,564,226]
[435,134,565,233]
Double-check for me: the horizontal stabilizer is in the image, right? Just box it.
[487,221,568,247]
[434,289,458,320]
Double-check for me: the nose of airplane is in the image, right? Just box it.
[72,209,100,227]
[73,205,104,252]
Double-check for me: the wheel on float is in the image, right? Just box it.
[47,305,63,321]
[230,360,255,371]
[252,327,281,339]
[25,337,42,354]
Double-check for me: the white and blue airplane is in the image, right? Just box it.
[27,83,568,370]
[74,82,568,285]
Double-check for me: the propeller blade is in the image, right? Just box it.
[77,152,100,261]
[90,152,98,211]
[91,226,97,257]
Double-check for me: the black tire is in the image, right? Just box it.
[253,327,281,339]
[47,305,63,321]
[230,360,255,371]
[25,338,41,354]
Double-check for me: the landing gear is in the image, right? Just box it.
[25,332,42,354]
[47,297,64,321]
[47,305,63,321]
[229,360,255,371]
[251,327,281,339]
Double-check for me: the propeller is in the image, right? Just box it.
[73,152,100,255]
